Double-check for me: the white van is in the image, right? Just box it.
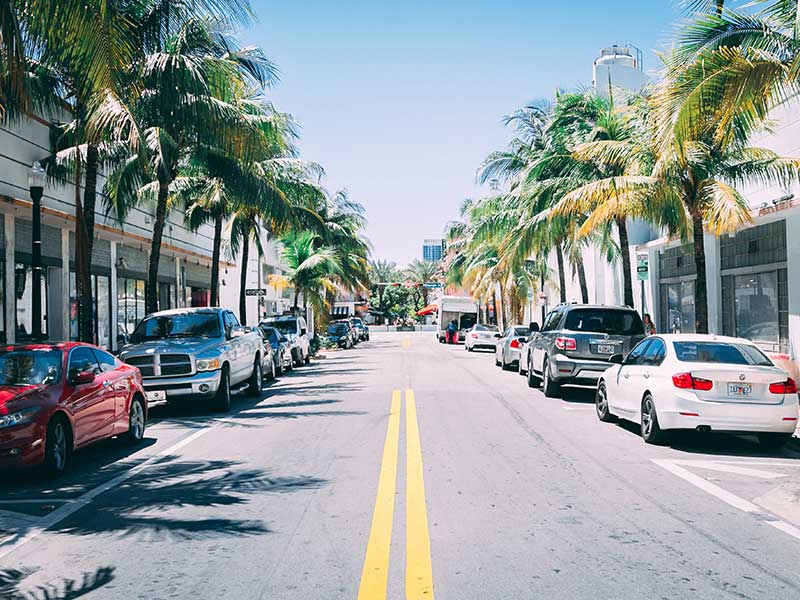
[436,296,479,343]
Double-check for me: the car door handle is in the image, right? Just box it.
[102,380,114,388]
[643,373,650,379]
[623,373,629,379]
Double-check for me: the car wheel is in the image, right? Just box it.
[286,355,294,371]
[122,396,146,445]
[214,366,231,411]
[518,357,527,376]
[495,352,501,367]
[641,393,667,444]
[305,351,311,364]
[527,361,541,388]
[758,432,793,450]
[247,359,262,397]
[43,416,70,477]
[542,357,560,398]
[501,354,512,371]
[265,359,276,382]
[276,354,284,376]
[595,382,617,423]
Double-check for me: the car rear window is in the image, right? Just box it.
[474,324,498,332]
[564,309,644,335]
[673,341,774,366]
[513,327,530,337]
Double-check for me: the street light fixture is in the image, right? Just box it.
[28,161,46,341]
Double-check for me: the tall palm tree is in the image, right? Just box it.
[280,230,342,316]
[404,259,440,307]
[369,259,398,310]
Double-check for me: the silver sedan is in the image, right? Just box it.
[495,325,531,370]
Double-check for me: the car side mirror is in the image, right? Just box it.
[610,354,624,365]
[494,333,501,338]
[529,322,539,333]
[517,337,527,344]
[300,329,307,336]
[229,328,245,339]
[71,370,95,386]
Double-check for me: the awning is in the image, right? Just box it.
[416,304,437,316]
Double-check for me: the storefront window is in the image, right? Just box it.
[664,281,695,334]
[158,282,175,310]
[15,263,47,340]
[69,273,112,349]
[0,259,5,342]
[117,277,147,344]
[734,272,779,344]
[191,287,209,307]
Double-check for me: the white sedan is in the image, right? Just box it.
[464,324,500,351]
[595,334,799,447]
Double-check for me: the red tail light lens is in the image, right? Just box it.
[555,337,577,351]
[769,378,797,394]
[672,373,713,391]
[510,339,522,349]
[470,333,478,339]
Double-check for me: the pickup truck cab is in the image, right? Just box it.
[119,307,264,411]
[260,315,310,367]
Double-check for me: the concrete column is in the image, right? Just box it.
[704,232,722,334]
[4,214,15,344]
[60,228,70,341]
[110,241,118,352]
[175,256,182,308]
[785,213,800,366]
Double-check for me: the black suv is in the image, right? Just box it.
[525,304,645,397]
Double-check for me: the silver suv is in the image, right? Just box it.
[525,304,645,397]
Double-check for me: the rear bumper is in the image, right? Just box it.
[142,370,222,405]
[549,354,612,383]
[658,393,799,433]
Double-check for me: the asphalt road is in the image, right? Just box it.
[3,332,800,599]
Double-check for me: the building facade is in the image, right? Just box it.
[1,113,227,351]
[423,238,445,262]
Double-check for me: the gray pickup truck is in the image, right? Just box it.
[119,307,264,411]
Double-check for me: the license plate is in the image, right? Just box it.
[728,383,752,396]
[145,390,166,402]
[597,344,614,354]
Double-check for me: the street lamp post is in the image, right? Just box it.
[28,161,46,341]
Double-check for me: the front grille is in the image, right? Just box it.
[125,355,155,377]
[158,354,192,376]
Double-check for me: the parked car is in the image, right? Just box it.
[262,314,310,367]
[595,334,799,447]
[248,327,277,382]
[119,307,264,411]
[350,317,370,341]
[328,321,355,348]
[0,343,147,476]
[464,324,500,351]
[526,304,646,397]
[495,325,530,370]
[258,325,293,375]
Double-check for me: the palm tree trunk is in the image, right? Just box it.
[210,213,223,306]
[294,288,300,309]
[146,180,169,314]
[239,238,250,326]
[617,217,634,307]
[76,143,99,343]
[716,0,724,16]
[555,244,567,303]
[576,253,589,304]
[692,213,709,333]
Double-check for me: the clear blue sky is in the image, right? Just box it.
[246,1,680,266]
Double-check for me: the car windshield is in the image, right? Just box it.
[130,313,221,342]
[328,324,348,334]
[268,319,297,336]
[512,327,530,337]
[0,349,62,386]
[564,309,644,335]
[259,326,280,344]
[474,324,498,332]
[673,341,774,366]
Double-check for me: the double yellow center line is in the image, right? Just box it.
[358,389,434,600]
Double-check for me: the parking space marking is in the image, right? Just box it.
[0,426,213,561]
[562,406,594,411]
[652,458,800,543]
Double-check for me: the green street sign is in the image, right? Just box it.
[637,255,649,281]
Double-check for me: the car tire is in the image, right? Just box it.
[501,355,513,371]
[265,359,276,382]
[641,393,667,445]
[595,382,617,423]
[122,396,146,445]
[527,362,541,388]
[247,359,262,397]
[542,357,560,398]
[214,366,231,412]
[305,352,311,365]
[758,432,793,450]
[276,354,284,376]
[519,358,527,376]
[286,356,294,371]
[495,352,501,367]
[43,416,70,477]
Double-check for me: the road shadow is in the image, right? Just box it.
[1,566,115,599]
[557,386,596,404]
[51,457,326,541]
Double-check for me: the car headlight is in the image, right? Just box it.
[196,358,221,372]
[0,407,41,429]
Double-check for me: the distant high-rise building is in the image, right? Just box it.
[423,238,445,262]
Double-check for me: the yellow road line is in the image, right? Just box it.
[357,390,402,600]
[402,337,412,349]
[405,389,435,600]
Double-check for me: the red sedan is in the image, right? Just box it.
[0,342,147,476]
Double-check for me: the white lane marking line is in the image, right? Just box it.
[0,426,211,561]
[681,460,789,480]
[652,459,762,513]
[0,499,74,504]
[767,520,800,542]
[563,406,594,411]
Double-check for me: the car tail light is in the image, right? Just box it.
[510,339,522,349]
[555,337,577,351]
[470,333,478,339]
[672,373,713,391]
[769,378,797,394]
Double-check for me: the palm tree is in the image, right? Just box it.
[280,230,342,316]
[404,259,440,307]
[369,259,398,310]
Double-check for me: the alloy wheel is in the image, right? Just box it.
[642,398,653,437]
[52,422,66,472]
[130,401,145,440]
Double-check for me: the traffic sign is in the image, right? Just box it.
[527,288,534,300]
[423,282,442,289]
[637,255,649,281]
[245,289,267,296]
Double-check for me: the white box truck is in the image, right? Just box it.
[436,296,479,343]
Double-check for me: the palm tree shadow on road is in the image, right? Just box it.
[1,566,115,599]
